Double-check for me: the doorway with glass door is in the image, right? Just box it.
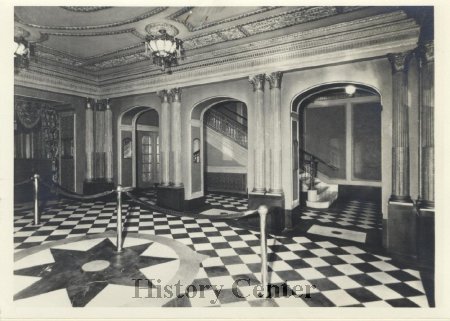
[137,130,160,188]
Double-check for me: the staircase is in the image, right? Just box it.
[204,108,248,194]
[205,108,248,148]
[300,150,339,209]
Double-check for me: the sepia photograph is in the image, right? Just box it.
[1,1,450,320]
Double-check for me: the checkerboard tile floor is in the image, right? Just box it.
[204,193,248,211]
[13,194,429,307]
[300,199,382,231]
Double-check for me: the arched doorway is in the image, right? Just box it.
[189,97,249,202]
[117,106,159,188]
[291,83,383,245]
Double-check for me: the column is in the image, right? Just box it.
[388,51,413,202]
[85,98,94,182]
[170,88,183,187]
[418,40,434,208]
[266,71,283,194]
[249,74,266,193]
[158,90,171,186]
[105,99,113,182]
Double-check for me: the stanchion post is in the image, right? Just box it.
[116,185,123,252]
[258,205,269,298]
[33,174,40,226]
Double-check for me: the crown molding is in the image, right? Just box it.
[15,10,419,100]
[99,27,419,98]
[96,10,416,82]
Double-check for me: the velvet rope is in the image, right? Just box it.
[14,177,32,186]
[39,179,115,200]
[125,191,257,220]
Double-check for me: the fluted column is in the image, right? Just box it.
[388,51,413,202]
[158,90,171,186]
[418,41,434,208]
[85,98,94,182]
[170,88,183,187]
[249,74,266,193]
[267,71,283,194]
[105,99,113,182]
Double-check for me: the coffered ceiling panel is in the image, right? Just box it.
[43,33,141,58]
[170,7,264,31]
[15,6,413,76]
[15,7,159,29]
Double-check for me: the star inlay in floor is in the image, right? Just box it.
[14,233,206,307]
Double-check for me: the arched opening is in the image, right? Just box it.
[291,83,383,246]
[189,97,249,209]
[117,106,159,188]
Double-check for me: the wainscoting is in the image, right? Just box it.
[205,172,247,194]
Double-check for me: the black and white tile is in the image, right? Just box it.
[13,194,429,307]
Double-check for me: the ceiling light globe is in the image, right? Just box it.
[345,85,356,95]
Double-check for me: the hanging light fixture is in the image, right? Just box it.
[144,29,184,73]
[14,36,34,74]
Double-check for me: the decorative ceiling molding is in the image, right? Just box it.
[14,7,167,30]
[145,23,179,37]
[86,10,413,73]
[99,18,419,86]
[14,6,375,70]
[101,30,418,99]
[168,6,280,32]
[15,66,101,98]
[60,7,112,13]
[240,6,337,35]
[18,8,419,100]
[42,28,137,37]
[180,7,339,50]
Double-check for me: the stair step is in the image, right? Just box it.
[306,190,338,209]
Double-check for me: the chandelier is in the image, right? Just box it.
[144,29,184,72]
[14,36,34,74]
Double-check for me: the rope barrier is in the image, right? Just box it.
[39,179,115,200]
[14,177,33,186]
[18,173,269,297]
[125,191,258,220]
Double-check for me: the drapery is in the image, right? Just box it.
[15,98,60,182]
[15,100,41,129]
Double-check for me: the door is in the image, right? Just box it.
[137,131,160,188]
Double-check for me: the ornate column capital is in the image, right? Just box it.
[157,89,170,103]
[266,71,283,89]
[249,74,265,91]
[105,98,111,110]
[418,40,434,64]
[170,88,182,102]
[387,51,413,73]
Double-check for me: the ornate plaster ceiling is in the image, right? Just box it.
[15,6,377,72]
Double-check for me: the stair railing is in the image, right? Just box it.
[300,149,338,190]
[205,109,248,148]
